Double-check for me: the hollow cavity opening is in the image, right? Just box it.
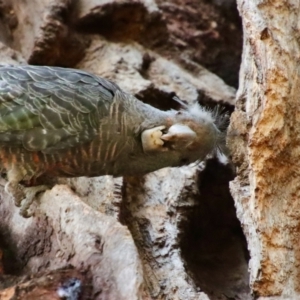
[179,159,251,300]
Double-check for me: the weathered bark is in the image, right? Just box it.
[0,0,247,299]
[229,0,300,298]
[122,167,208,299]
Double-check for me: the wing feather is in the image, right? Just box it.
[0,65,121,152]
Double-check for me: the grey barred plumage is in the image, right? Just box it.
[0,64,226,217]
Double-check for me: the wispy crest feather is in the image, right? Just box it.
[173,96,229,162]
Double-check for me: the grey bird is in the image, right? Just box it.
[0,64,226,216]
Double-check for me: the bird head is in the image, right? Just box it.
[166,102,228,162]
[141,98,228,166]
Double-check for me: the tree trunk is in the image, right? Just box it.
[229,0,300,298]
[0,0,260,299]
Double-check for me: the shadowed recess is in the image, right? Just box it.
[74,2,167,47]
[179,159,251,300]
[0,230,23,276]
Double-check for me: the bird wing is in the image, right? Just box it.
[0,65,121,153]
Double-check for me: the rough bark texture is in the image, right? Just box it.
[0,0,248,299]
[228,0,300,299]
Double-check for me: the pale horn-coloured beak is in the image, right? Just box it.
[161,124,196,142]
